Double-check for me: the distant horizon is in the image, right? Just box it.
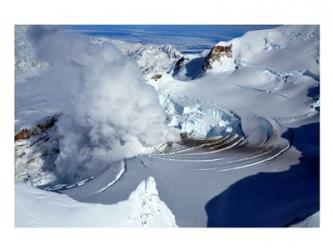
[65,25,280,52]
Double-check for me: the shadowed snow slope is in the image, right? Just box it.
[205,122,319,227]
[291,212,319,227]
[15,177,177,227]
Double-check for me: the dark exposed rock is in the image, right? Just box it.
[175,57,186,67]
[203,44,233,70]
[151,74,162,81]
[15,128,32,141]
[15,114,59,141]
[15,114,61,186]
[172,56,189,75]
[172,44,234,80]
[180,132,230,149]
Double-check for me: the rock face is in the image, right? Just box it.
[203,44,233,70]
[15,115,59,141]
[174,57,187,70]
[171,56,189,76]
[15,114,61,187]
[151,74,162,81]
[15,128,32,141]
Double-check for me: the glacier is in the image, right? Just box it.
[159,94,243,139]
[15,25,320,227]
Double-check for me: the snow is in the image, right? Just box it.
[228,25,319,74]
[15,138,58,186]
[155,35,319,125]
[15,26,49,84]
[16,26,177,182]
[210,55,236,73]
[159,94,242,138]
[291,212,319,227]
[97,160,126,193]
[91,37,182,80]
[15,176,177,227]
[15,116,59,186]
[15,25,319,227]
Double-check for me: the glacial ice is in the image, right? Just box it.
[14,25,320,227]
[159,94,242,139]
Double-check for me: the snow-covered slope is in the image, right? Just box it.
[15,25,319,227]
[228,25,319,74]
[15,115,59,186]
[15,26,48,84]
[156,25,319,124]
[16,177,177,227]
[291,212,320,227]
[91,37,183,81]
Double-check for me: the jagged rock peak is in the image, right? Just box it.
[203,44,233,70]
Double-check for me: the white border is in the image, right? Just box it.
[1,0,332,249]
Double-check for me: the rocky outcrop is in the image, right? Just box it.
[174,57,187,68]
[171,56,190,76]
[151,74,162,81]
[15,114,59,141]
[15,114,61,187]
[15,128,32,141]
[203,44,233,70]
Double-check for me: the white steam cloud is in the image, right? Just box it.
[26,26,176,182]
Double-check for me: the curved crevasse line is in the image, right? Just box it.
[205,136,245,152]
[276,111,318,124]
[170,136,246,157]
[195,148,274,171]
[153,134,241,156]
[215,143,290,172]
[147,155,226,163]
[165,136,244,157]
[154,135,233,155]
[97,160,126,193]
[224,148,274,163]
[176,137,246,156]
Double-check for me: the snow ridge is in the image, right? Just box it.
[15,176,177,227]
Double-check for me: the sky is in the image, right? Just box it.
[66,25,280,53]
